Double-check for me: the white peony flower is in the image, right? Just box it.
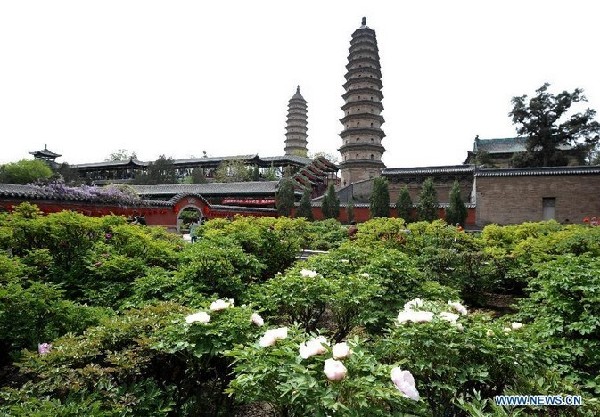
[448,301,468,315]
[439,312,460,323]
[185,311,211,324]
[403,298,424,312]
[397,310,433,324]
[324,358,347,381]
[259,327,288,347]
[210,298,233,311]
[299,337,328,359]
[391,367,420,401]
[300,268,318,278]
[511,322,524,330]
[251,313,264,326]
[332,342,352,359]
[486,329,494,337]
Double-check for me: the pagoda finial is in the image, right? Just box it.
[296,85,300,94]
[361,17,366,27]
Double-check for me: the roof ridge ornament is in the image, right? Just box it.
[361,17,367,28]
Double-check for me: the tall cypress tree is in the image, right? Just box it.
[296,188,314,220]
[396,185,413,222]
[321,184,340,219]
[417,177,438,222]
[346,198,355,224]
[445,180,467,226]
[370,177,390,218]
[276,176,295,217]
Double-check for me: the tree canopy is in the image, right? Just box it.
[276,176,295,216]
[396,185,413,223]
[0,159,53,184]
[370,177,390,218]
[133,155,177,184]
[509,83,600,167]
[321,184,340,219]
[445,180,467,226]
[417,177,438,222]
[296,188,314,220]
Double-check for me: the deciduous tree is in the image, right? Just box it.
[509,83,600,167]
[0,159,53,184]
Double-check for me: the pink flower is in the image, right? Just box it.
[259,327,288,347]
[299,336,328,359]
[332,342,352,359]
[448,301,468,315]
[324,358,347,381]
[397,310,433,324]
[251,313,264,326]
[391,367,420,400]
[185,311,210,324]
[38,343,52,355]
[210,298,233,311]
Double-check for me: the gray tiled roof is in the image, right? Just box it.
[383,165,476,176]
[474,137,571,153]
[72,158,149,169]
[261,155,313,166]
[131,181,279,196]
[475,166,600,177]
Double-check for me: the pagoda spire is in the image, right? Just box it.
[338,17,386,186]
[284,85,308,157]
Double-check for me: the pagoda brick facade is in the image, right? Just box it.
[284,86,308,157]
[339,17,385,186]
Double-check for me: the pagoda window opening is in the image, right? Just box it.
[355,154,359,159]
[370,122,374,127]
[371,138,374,142]
[370,154,374,160]
[357,137,360,142]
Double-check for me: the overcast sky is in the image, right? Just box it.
[1,1,599,168]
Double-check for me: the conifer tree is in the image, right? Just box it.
[346,198,355,224]
[396,185,413,223]
[417,177,438,222]
[370,177,390,218]
[276,176,295,217]
[321,184,340,219]
[296,188,314,220]
[445,180,467,226]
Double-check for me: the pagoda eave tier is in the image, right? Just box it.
[349,39,379,51]
[338,159,386,170]
[350,28,376,40]
[341,101,384,111]
[345,57,381,71]
[343,78,382,90]
[344,67,382,81]
[347,50,380,62]
[342,88,383,101]
[340,113,385,124]
[338,143,385,153]
[340,127,386,138]
[288,101,307,107]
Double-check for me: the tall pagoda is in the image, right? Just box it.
[284,86,308,157]
[338,17,385,186]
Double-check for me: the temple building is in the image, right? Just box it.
[29,145,62,169]
[338,17,386,186]
[464,136,581,167]
[284,86,309,157]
